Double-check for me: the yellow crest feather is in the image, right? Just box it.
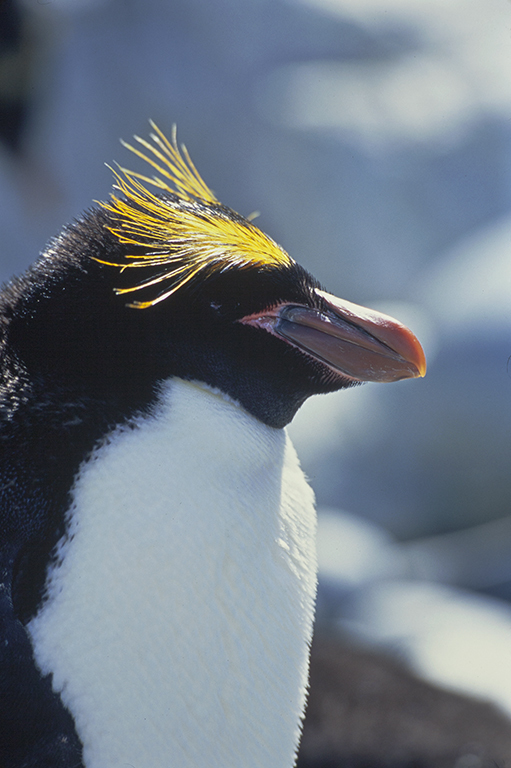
[96,122,294,308]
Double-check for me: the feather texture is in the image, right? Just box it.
[95,123,294,308]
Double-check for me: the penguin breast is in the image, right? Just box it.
[27,378,317,768]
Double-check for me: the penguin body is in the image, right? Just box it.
[28,378,316,768]
[0,126,425,767]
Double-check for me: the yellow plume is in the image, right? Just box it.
[96,122,294,308]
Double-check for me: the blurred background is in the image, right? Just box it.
[1,0,511,764]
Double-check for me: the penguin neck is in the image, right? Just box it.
[28,378,317,768]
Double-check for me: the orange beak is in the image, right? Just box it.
[243,289,426,384]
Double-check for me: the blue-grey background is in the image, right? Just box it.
[2,0,511,717]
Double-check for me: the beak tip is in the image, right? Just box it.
[409,339,427,380]
[382,317,427,381]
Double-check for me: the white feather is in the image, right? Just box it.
[28,378,317,768]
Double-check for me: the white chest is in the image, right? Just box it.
[28,379,317,768]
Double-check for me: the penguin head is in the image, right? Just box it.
[7,124,425,429]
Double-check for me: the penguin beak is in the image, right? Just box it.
[241,289,426,383]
